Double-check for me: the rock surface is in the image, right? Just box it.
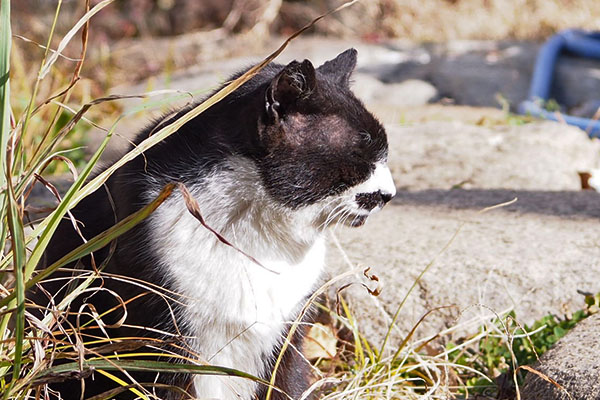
[325,118,600,345]
[520,313,600,400]
[385,121,600,191]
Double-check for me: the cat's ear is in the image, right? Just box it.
[266,59,316,121]
[317,48,357,86]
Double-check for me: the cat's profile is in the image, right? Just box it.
[33,49,396,399]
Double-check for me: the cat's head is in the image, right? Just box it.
[256,49,396,228]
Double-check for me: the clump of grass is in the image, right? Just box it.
[0,1,200,397]
[306,284,598,400]
[450,292,599,397]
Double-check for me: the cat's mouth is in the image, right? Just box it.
[330,207,373,228]
[318,187,395,229]
[346,214,368,227]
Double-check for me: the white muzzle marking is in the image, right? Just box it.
[353,162,396,199]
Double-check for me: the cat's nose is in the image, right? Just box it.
[380,191,393,204]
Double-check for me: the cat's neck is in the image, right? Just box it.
[146,155,323,262]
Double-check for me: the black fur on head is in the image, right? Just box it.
[128,49,387,211]
[255,48,388,208]
[265,59,317,123]
[317,48,357,86]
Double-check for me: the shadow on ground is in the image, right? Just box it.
[394,188,600,219]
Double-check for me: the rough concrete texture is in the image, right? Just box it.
[325,120,600,347]
[520,313,600,400]
[326,191,600,344]
[94,38,600,348]
[386,121,600,191]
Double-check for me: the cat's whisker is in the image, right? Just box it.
[321,196,345,211]
[341,210,353,230]
[320,202,347,229]
[315,197,345,227]
[324,204,352,229]
[333,209,353,232]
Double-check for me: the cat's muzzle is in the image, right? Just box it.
[354,190,393,211]
[345,190,394,227]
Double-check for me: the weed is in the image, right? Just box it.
[448,292,599,397]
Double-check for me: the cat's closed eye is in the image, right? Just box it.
[359,131,373,144]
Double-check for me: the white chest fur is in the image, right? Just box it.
[146,157,325,399]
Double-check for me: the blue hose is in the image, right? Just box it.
[518,29,600,137]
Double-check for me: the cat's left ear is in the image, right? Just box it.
[266,59,316,121]
[317,48,357,86]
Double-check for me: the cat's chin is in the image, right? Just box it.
[317,207,371,229]
[345,214,368,227]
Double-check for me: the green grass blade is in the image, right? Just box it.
[36,359,264,380]
[22,119,114,281]
[0,0,12,249]
[0,0,13,389]
[4,175,26,399]
[1,0,27,388]
[28,359,278,399]
[0,183,175,309]
[32,359,272,395]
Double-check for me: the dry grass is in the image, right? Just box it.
[14,1,600,42]
[348,0,600,41]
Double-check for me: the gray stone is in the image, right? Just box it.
[384,121,600,192]
[520,313,600,400]
[325,120,600,346]
[351,73,387,103]
[440,42,533,108]
[352,74,438,107]
[555,56,600,109]
[376,39,600,111]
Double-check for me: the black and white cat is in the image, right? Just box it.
[36,49,395,399]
